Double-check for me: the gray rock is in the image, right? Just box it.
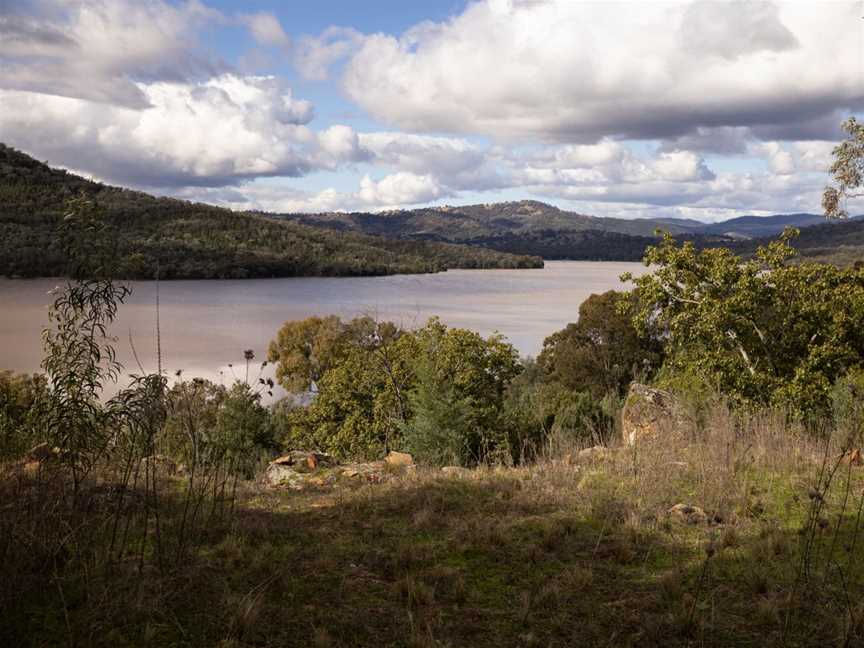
[621,383,681,446]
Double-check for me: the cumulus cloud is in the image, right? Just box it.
[203,172,450,214]
[0,75,364,187]
[341,0,863,142]
[0,0,225,107]
[359,132,509,191]
[678,0,798,60]
[0,0,851,220]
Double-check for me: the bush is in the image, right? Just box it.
[831,368,864,445]
[0,371,48,459]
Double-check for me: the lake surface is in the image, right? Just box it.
[0,261,646,394]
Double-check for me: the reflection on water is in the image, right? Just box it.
[0,261,646,398]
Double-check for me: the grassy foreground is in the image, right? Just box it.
[3,408,864,647]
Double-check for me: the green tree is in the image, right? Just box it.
[276,316,522,463]
[403,318,522,465]
[537,290,663,397]
[281,319,416,458]
[267,316,349,392]
[823,117,864,220]
[624,232,864,415]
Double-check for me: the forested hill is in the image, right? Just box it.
[277,201,857,262]
[277,201,706,261]
[0,144,541,279]
[733,216,864,266]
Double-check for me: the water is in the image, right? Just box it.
[0,261,646,395]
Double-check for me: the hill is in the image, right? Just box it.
[0,145,541,279]
[278,201,704,261]
[280,202,864,263]
[733,215,864,266]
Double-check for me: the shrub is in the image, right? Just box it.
[0,371,48,459]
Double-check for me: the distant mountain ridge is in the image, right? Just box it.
[276,201,860,263]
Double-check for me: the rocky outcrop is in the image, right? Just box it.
[270,451,336,473]
[621,383,680,446]
[262,450,415,490]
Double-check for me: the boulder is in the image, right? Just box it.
[621,383,680,446]
[262,463,305,490]
[271,451,335,473]
[667,503,708,525]
[340,461,386,482]
[385,451,414,467]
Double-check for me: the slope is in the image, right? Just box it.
[0,144,542,280]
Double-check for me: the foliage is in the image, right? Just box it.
[268,315,402,393]
[399,355,473,466]
[281,318,416,458]
[277,316,521,462]
[830,367,864,446]
[402,318,522,466]
[822,116,864,220]
[537,290,663,397]
[39,197,132,488]
[0,371,47,459]
[625,231,864,415]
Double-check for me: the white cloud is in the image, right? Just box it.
[239,12,290,50]
[341,0,862,142]
[211,172,449,214]
[294,26,364,80]
[0,0,850,220]
[0,0,224,107]
[0,75,365,187]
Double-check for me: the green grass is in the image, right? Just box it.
[3,419,864,647]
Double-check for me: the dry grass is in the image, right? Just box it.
[2,404,864,647]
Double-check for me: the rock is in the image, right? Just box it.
[271,451,335,473]
[621,383,680,446]
[385,451,414,467]
[578,446,612,461]
[262,463,305,490]
[340,461,387,483]
[441,466,470,477]
[841,448,863,466]
[668,503,708,525]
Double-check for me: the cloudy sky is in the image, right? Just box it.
[1,0,862,220]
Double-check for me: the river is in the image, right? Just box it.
[0,261,646,394]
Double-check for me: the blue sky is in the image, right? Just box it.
[0,0,861,220]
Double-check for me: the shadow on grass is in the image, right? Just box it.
[3,473,863,647]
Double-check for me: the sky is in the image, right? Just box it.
[1,0,863,221]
